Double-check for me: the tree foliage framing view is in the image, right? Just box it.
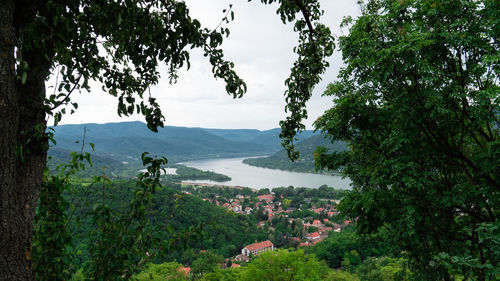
[0,0,332,280]
[1,0,499,280]
[314,0,499,280]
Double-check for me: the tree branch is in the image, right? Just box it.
[294,0,317,41]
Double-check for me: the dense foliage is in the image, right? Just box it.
[168,165,231,182]
[132,248,410,281]
[272,184,344,200]
[47,147,143,178]
[64,180,267,266]
[305,226,392,269]
[314,0,499,280]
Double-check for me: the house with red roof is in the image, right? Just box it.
[241,240,274,257]
[298,242,311,247]
[319,227,332,235]
[306,232,321,240]
[232,204,242,212]
[258,194,274,202]
[313,207,325,214]
[178,266,190,275]
[234,254,251,262]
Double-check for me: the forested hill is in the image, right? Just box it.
[49,121,315,164]
[203,128,315,152]
[66,180,268,265]
[243,134,346,174]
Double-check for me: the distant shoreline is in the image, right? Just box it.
[179,181,257,192]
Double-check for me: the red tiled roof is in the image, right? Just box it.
[313,208,324,213]
[231,263,241,268]
[235,254,251,261]
[308,232,320,238]
[178,267,190,274]
[244,240,273,251]
[258,194,274,200]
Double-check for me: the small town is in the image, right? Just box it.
[177,183,352,273]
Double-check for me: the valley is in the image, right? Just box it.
[48,121,346,185]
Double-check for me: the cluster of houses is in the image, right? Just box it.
[175,186,354,277]
[188,187,352,249]
[201,193,254,214]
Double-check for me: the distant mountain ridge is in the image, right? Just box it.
[49,121,316,165]
[203,128,315,152]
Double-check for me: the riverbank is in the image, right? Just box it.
[179,157,351,190]
[180,181,258,192]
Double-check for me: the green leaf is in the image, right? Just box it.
[21,72,27,84]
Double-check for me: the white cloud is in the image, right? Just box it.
[56,0,360,130]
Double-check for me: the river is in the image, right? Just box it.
[179,157,351,190]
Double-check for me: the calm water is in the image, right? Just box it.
[179,157,351,190]
[139,168,177,175]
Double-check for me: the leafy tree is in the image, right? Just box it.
[353,257,410,281]
[0,0,333,280]
[324,270,360,281]
[32,175,76,281]
[190,251,224,278]
[354,257,384,281]
[257,188,271,195]
[240,249,329,281]
[306,226,391,268]
[200,267,243,281]
[135,262,188,281]
[341,250,361,271]
[314,0,499,280]
[283,198,292,209]
[308,226,319,233]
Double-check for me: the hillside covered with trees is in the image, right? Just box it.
[243,134,346,174]
[49,122,304,163]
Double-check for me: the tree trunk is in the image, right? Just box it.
[1,1,49,280]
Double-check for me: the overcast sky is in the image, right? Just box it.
[55,0,360,130]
